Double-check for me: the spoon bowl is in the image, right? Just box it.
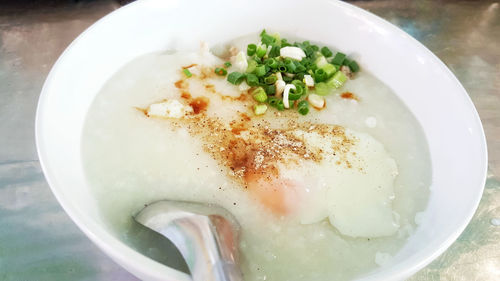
[135,200,243,281]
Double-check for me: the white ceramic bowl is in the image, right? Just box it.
[35,0,487,280]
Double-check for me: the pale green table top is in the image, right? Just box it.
[0,0,498,280]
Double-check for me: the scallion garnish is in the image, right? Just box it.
[255,65,267,77]
[183,68,192,78]
[266,58,278,69]
[295,64,307,73]
[321,64,337,77]
[246,73,259,86]
[260,30,277,46]
[268,96,279,107]
[265,84,276,95]
[288,87,303,100]
[264,75,277,85]
[297,100,309,115]
[275,99,285,111]
[215,67,227,76]
[327,71,347,89]
[348,60,360,72]
[291,79,305,89]
[227,72,246,85]
[342,58,352,66]
[314,82,330,96]
[284,59,296,73]
[256,44,267,58]
[332,52,346,65]
[269,45,281,58]
[247,44,257,56]
[220,30,360,116]
[283,75,293,83]
[246,60,258,73]
[321,46,333,57]
[314,68,327,82]
[252,87,268,103]
[254,104,268,115]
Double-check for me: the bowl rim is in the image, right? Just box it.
[35,0,488,280]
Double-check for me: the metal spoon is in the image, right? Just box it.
[134,200,243,281]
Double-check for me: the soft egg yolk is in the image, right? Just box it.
[245,171,298,215]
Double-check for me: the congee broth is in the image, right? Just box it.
[82,32,431,280]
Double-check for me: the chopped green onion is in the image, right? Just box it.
[302,48,312,58]
[288,87,303,100]
[295,72,305,81]
[315,56,328,67]
[272,33,281,44]
[284,59,296,73]
[246,60,258,73]
[295,85,305,95]
[261,35,275,45]
[296,42,311,56]
[215,67,227,76]
[301,57,312,65]
[260,29,277,46]
[321,46,333,57]
[295,64,307,73]
[331,52,346,65]
[283,75,293,83]
[252,87,268,102]
[227,72,245,85]
[183,68,192,77]
[348,60,360,72]
[314,68,327,82]
[268,96,279,107]
[264,75,277,84]
[320,63,337,77]
[269,45,281,58]
[256,44,267,58]
[247,44,257,56]
[246,73,260,86]
[224,31,360,116]
[276,99,285,111]
[314,82,331,96]
[255,65,267,77]
[266,58,278,69]
[310,49,319,60]
[304,59,315,69]
[326,71,348,89]
[265,84,276,95]
[291,79,305,89]
[254,104,268,115]
[281,38,291,47]
[297,100,309,115]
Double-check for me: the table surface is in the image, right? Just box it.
[0,0,498,280]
